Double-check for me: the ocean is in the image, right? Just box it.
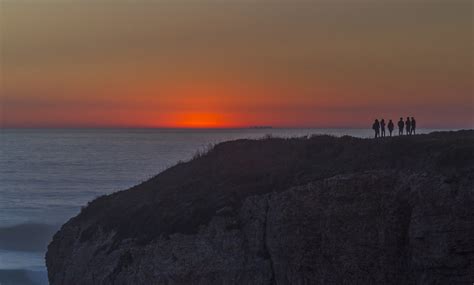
[0,128,445,284]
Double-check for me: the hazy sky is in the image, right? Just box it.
[1,0,472,128]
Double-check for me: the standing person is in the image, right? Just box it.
[387,119,394,137]
[380,119,386,137]
[372,119,380,138]
[411,117,416,135]
[398,118,404,135]
[405,117,411,135]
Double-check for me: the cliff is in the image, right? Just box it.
[46,131,474,284]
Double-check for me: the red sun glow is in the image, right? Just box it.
[169,112,233,128]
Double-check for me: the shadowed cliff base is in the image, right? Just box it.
[47,130,474,284]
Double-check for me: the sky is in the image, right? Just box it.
[1,0,472,128]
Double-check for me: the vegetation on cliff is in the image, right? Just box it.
[47,130,474,284]
[75,131,472,242]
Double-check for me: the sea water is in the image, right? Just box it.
[0,128,445,284]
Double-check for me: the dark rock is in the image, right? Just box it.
[46,131,474,284]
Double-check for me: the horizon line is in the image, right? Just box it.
[0,126,470,130]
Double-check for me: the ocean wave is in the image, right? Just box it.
[0,223,59,252]
[0,269,48,285]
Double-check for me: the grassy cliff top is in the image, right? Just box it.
[71,130,474,244]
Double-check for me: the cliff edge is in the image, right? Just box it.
[46,131,474,284]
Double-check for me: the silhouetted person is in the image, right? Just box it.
[398,118,404,135]
[405,117,411,135]
[411,117,416,135]
[380,119,386,137]
[387,119,394,137]
[372,119,380,138]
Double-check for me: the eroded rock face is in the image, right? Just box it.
[46,132,474,284]
[47,172,473,284]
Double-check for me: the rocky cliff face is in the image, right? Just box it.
[46,131,474,284]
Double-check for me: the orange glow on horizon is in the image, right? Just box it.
[2,1,473,129]
[165,112,238,129]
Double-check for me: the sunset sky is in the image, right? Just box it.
[1,0,472,128]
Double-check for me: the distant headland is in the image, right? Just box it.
[248,126,273,129]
